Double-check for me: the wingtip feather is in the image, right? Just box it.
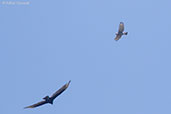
[68,80,71,84]
[24,106,34,109]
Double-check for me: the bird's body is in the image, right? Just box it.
[24,80,71,109]
[114,22,128,41]
[43,96,53,104]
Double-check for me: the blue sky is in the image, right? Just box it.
[0,0,171,114]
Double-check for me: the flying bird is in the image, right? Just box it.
[114,22,128,41]
[24,80,71,109]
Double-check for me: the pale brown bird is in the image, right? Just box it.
[24,80,71,109]
[114,22,128,41]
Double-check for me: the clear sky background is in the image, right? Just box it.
[0,0,171,114]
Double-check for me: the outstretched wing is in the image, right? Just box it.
[118,22,124,33]
[50,80,71,100]
[115,34,122,41]
[24,100,47,109]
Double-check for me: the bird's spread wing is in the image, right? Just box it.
[118,22,124,33]
[24,100,47,109]
[115,34,122,41]
[50,80,71,100]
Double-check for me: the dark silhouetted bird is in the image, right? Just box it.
[24,80,71,109]
[114,22,128,41]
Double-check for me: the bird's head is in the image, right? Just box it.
[43,96,50,100]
